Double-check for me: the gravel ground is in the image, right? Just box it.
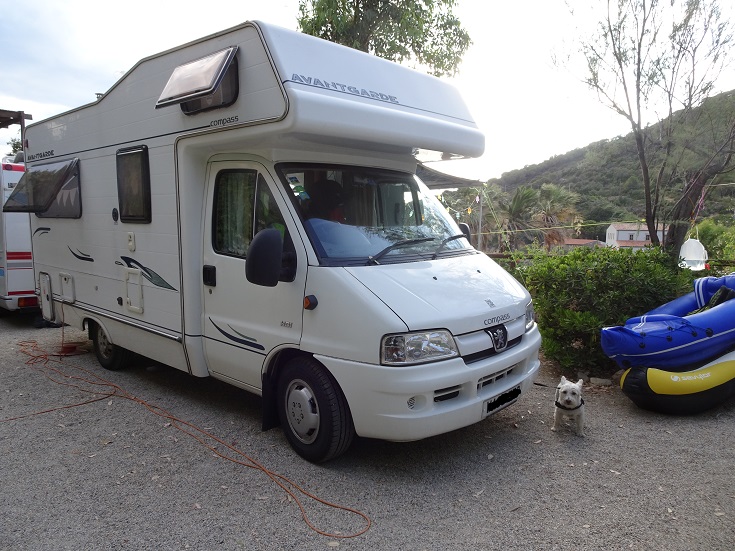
[1,312,734,551]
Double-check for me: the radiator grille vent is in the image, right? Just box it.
[433,385,461,402]
[477,365,518,391]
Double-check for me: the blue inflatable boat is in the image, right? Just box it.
[601,275,735,371]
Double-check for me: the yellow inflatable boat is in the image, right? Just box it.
[620,350,735,414]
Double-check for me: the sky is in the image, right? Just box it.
[1,0,734,181]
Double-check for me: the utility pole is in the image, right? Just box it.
[477,190,483,251]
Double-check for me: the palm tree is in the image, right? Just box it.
[534,183,580,251]
[474,183,506,251]
[498,186,538,251]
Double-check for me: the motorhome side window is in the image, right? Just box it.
[116,146,151,223]
[3,158,82,218]
[155,46,239,115]
[213,170,286,258]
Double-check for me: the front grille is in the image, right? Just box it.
[463,335,522,365]
[477,364,518,391]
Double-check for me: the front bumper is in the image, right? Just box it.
[320,324,542,441]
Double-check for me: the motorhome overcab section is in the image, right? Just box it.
[5,20,541,462]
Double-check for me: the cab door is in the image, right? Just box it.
[202,161,305,390]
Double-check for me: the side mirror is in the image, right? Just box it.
[459,222,471,242]
[246,228,283,287]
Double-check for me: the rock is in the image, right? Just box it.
[611,370,625,386]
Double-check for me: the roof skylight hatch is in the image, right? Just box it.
[156,46,239,114]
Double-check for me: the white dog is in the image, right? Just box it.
[551,376,585,436]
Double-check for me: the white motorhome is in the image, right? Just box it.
[0,159,37,312]
[6,21,541,461]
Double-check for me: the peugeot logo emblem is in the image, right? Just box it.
[487,325,508,352]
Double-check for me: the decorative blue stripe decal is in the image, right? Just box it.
[69,246,94,262]
[209,317,265,351]
[116,256,177,291]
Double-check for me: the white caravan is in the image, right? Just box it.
[6,21,541,461]
[0,159,37,312]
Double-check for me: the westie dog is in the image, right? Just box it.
[551,376,585,436]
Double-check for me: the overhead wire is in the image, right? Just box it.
[441,194,646,238]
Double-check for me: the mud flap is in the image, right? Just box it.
[261,370,279,431]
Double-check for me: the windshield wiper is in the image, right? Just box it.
[432,234,467,259]
[368,237,435,265]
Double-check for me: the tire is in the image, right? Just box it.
[90,321,131,371]
[277,356,354,463]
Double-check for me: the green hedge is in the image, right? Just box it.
[506,247,697,375]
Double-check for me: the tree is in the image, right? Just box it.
[438,185,497,249]
[4,135,21,157]
[533,183,581,250]
[498,186,538,251]
[297,0,471,76]
[695,218,735,260]
[476,183,507,251]
[578,0,735,254]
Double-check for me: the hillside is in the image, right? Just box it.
[486,89,735,238]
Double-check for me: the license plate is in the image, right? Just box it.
[484,385,521,416]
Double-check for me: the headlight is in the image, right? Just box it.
[381,330,458,366]
[525,300,535,332]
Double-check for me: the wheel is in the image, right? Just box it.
[90,321,131,371]
[277,356,354,463]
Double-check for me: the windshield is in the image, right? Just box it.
[278,163,474,265]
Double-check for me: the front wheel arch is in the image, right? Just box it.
[88,319,131,371]
[276,356,354,463]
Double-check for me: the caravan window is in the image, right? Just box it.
[212,170,287,258]
[3,158,82,218]
[156,46,239,115]
[116,146,151,223]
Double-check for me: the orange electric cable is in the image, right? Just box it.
[3,338,371,539]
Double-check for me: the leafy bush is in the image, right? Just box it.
[508,246,696,375]
[695,219,735,260]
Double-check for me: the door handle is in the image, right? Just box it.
[203,265,216,286]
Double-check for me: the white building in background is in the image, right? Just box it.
[606,222,667,251]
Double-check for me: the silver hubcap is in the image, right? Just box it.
[97,328,113,359]
[285,379,319,444]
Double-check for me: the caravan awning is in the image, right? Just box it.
[416,163,482,190]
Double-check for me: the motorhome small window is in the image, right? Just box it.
[156,46,239,113]
[37,167,83,218]
[213,170,288,258]
[213,170,257,257]
[116,146,151,223]
[3,158,81,217]
[181,58,238,115]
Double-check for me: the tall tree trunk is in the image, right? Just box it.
[666,120,735,254]
[665,171,709,255]
[634,129,660,246]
